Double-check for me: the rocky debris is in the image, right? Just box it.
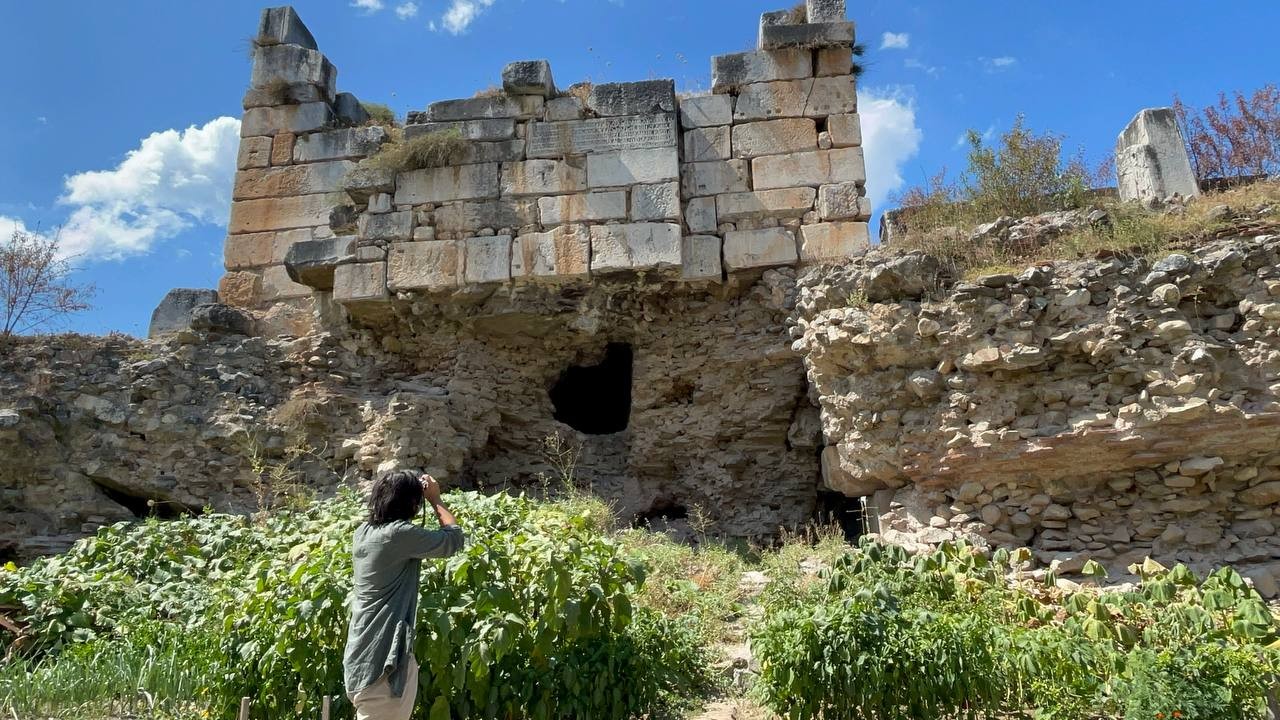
[792,231,1280,589]
[148,288,219,338]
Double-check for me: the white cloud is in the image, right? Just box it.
[351,0,385,12]
[54,116,240,261]
[880,32,909,50]
[904,58,940,77]
[857,87,923,213]
[438,0,496,34]
[395,1,418,19]
[983,56,1017,72]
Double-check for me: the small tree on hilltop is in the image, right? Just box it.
[1,228,95,338]
[1174,84,1280,180]
[962,114,1095,219]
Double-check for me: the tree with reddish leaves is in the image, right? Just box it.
[1,227,95,338]
[1174,84,1280,181]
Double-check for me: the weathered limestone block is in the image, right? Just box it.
[538,192,627,226]
[679,95,733,128]
[463,235,512,284]
[717,188,816,220]
[435,199,538,234]
[760,21,854,51]
[630,182,681,222]
[405,119,516,142]
[271,133,295,166]
[233,161,355,200]
[343,165,396,203]
[394,163,500,204]
[333,261,389,305]
[806,0,846,22]
[386,240,462,292]
[681,160,750,197]
[238,137,272,169]
[734,77,857,121]
[512,225,590,280]
[243,83,329,109]
[817,48,853,76]
[502,60,556,97]
[284,236,356,290]
[806,76,858,117]
[256,6,318,50]
[684,126,732,162]
[224,228,309,270]
[360,210,413,242]
[732,118,817,158]
[587,80,677,117]
[711,49,811,93]
[189,303,254,336]
[261,265,313,301]
[545,96,584,121]
[218,271,263,307]
[422,95,543,122]
[817,182,871,220]
[587,148,679,188]
[752,147,865,189]
[685,197,718,233]
[294,127,389,162]
[148,289,219,338]
[723,227,798,270]
[334,93,369,126]
[681,235,722,281]
[526,114,677,158]
[589,223,682,273]
[451,140,527,165]
[250,44,336,98]
[500,159,587,197]
[1116,108,1200,202]
[798,221,869,261]
[241,103,335,138]
[828,114,861,147]
[228,193,344,234]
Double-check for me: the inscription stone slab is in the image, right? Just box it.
[526,114,677,159]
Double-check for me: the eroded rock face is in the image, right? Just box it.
[791,233,1280,584]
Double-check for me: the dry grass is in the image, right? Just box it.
[472,85,507,99]
[360,102,396,127]
[363,128,468,173]
[783,2,807,24]
[561,81,594,105]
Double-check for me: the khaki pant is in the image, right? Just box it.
[349,658,418,720]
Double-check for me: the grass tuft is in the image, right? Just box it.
[360,102,397,127]
[363,129,468,173]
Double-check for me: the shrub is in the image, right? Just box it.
[1175,84,1280,180]
[360,102,397,127]
[1,227,95,337]
[364,129,468,174]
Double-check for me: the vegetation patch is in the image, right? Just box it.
[363,128,469,174]
[359,101,397,127]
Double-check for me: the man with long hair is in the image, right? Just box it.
[343,470,464,720]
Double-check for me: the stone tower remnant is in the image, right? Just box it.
[1115,107,1200,204]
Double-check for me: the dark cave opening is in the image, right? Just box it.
[636,499,689,525]
[816,490,864,542]
[549,343,633,435]
[90,479,189,520]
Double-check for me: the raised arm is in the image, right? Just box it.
[394,475,465,560]
[422,475,457,528]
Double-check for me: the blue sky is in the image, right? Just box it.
[2,0,1277,336]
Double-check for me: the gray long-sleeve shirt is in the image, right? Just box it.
[343,520,465,697]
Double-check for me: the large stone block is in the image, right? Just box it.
[284,236,355,290]
[733,77,857,121]
[679,94,733,128]
[250,44,336,98]
[501,159,587,197]
[798,221,870,261]
[512,225,590,280]
[752,147,865,189]
[394,163,500,204]
[545,96,584,121]
[716,188,816,221]
[683,126,731,162]
[452,139,527,164]
[587,148,679,188]
[817,182,871,220]
[189,303,254,336]
[404,119,515,142]
[685,197,718,233]
[681,160,750,197]
[732,118,817,158]
[241,102,335,137]
[218,271,262,308]
[711,49,811,93]
[817,48,853,76]
[806,0,846,22]
[228,193,344,234]
[463,235,512,284]
[587,80,677,117]
[293,127,389,162]
[343,165,396,202]
[334,93,369,126]
[243,83,329,110]
[589,223,682,274]
[435,199,538,234]
[760,21,854,51]
[261,264,313,301]
[148,289,219,338]
[224,228,309,270]
[233,160,355,200]
[681,235,722,281]
[526,114,677,158]
[256,6,318,50]
[360,210,414,242]
[422,95,543,122]
[238,137,272,169]
[630,182,681,222]
[805,76,858,117]
[333,262,389,305]
[1116,107,1200,202]
[723,227,798,270]
[827,113,861,147]
[538,192,627,226]
[502,60,556,97]
[387,240,461,292]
